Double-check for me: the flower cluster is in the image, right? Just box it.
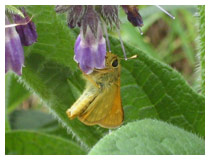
[5,7,37,75]
[55,5,143,74]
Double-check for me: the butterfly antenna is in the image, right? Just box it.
[156,5,175,20]
[119,54,138,60]
[116,27,128,60]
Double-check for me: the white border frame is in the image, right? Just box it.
[1,1,208,160]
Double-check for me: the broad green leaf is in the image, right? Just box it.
[5,73,30,113]
[5,72,30,131]
[21,5,107,149]
[9,109,76,141]
[89,119,205,155]
[198,5,205,95]
[5,130,86,155]
[19,5,204,150]
[110,36,204,138]
[43,121,76,140]
[24,5,77,70]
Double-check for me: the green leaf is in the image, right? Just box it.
[5,114,11,131]
[5,130,86,155]
[20,5,107,149]
[19,6,204,151]
[109,36,204,138]
[9,109,76,141]
[198,5,205,95]
[5,72,30,131]
[24,5,77,70]
[5,73,30,113]
[89,119,205,155]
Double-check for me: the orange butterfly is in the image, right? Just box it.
[66,52,123,128]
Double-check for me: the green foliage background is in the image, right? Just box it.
[5,5,205,155]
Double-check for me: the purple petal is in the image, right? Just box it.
[74,37,83,63]
[74,23,106,74]
[5,18,24,75]
[94,40,106,69]
[81,27,97,46]
[13,8,37,46]
[79,47,94,74]
[127,11,143,27]
[74,35,81,57]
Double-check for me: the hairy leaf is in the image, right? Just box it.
[9,109,76,141]
[5,130,86,155]
[5,73,30,113]
[21,6,107,149]
[19,6,204,151]
[89,119,205,155]
[5,73,30,131]
[110,36,204,137]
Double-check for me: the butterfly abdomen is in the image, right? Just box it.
[66,85,99,119]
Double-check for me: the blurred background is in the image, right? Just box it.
[5,5,201,144]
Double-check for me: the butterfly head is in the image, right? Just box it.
[105,52,120,70]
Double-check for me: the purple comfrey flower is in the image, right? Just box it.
[5,7,37,76]
[13,8,37,46]
[74,25,106,74]
[5,16,24,75]
[55,5,175,67]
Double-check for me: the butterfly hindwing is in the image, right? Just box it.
[78,80,123,128]
[98,82,123,128]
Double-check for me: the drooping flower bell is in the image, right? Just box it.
[5,16,24,75]
[5,7,37,76]
[55,5,123,74]
[74,7,106,74]
[13,8,37,46]
[55,5,175,74]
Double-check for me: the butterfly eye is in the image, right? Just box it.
[112,59,118,67]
